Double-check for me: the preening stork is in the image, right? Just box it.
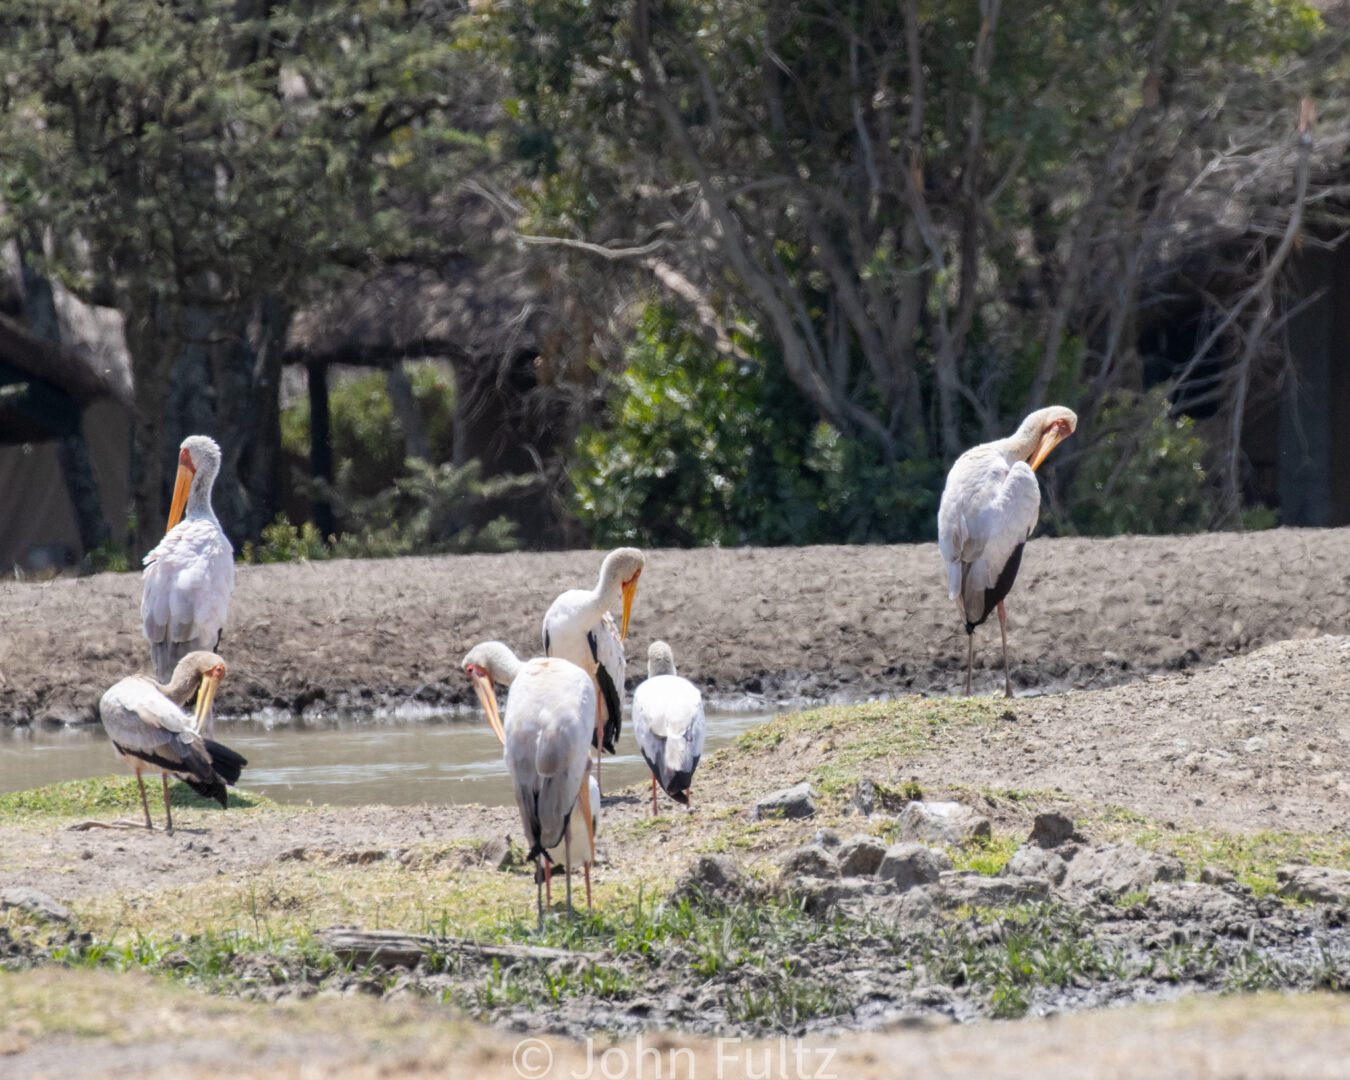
[97,652,247,833]
[141,436,234,735]
[542,548,644,792]
[938,406,1077,697]
[463,641,596,924]
[632,641,705,815]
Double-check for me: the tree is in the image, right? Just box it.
[0,0,495,553]
[487,0,1341,516]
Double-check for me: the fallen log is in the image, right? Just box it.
[318,927,606,969]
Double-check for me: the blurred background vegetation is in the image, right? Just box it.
[0,0,1345,569]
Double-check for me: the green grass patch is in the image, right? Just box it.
[949,834,1020,876]
[1106,824,1350,898]
[737,698,1003,797]
[0,775,275,822]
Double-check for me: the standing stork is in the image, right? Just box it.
[542,548,644,793]
[938,406,1077,697]
[97,652,247,833]
[462,641,595,925]
[141,435,234,735]
[632,641,705,815]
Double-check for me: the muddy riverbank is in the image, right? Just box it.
[3,528,1349,725]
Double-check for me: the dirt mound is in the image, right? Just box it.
[2,528,1349,725]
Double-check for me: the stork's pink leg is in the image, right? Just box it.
[651,776,658,816]
[997,601,1012,699]
[135,773,152,830]
[545,859,552,909]
[584,861,592,911]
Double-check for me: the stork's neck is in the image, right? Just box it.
[486,646,523,686]
[185,468,219,523]
[154,669,201,707]
[590,564,625,615]
[994,417,1042,465]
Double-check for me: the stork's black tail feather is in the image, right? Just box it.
[204,740,247,786]
[182,775,229,808]
[595,665,622,753]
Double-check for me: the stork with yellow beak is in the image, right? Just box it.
[97,652,246,834]
[937,406,1077,697]
[141,435,234,734]
[542,548,644,793]
[462,641,596,925]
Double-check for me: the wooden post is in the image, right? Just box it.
[308,359,335,540]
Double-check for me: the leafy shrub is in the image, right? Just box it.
[281,362,456,499]
[1061,388,1215,535]
[571,306,942,547]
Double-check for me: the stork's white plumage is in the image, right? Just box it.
[97,651,246,833]
[463,641,596,924]
[938,406,1076,697]
[542,548,644,790]
[141,435,234,733]
[632,641,705,815]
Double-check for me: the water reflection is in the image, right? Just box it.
[0,709,778,808]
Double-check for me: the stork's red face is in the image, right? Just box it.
[167,446,197,532]
[1028,416,1076,472]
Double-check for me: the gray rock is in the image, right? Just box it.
[1276,865,1350,905]
[1199,865,1238,888]
[1059,845,1185,897]
[752,782,815,821]
[898,801,991,844]
[1003,843,1068,886]
[779,845,838,881]
[876,843,952,892]
[845,778,879,816]
[1029,811,1079,848]
[813,829,842,849]
[671,855,750,906]
[791,876,872,917]
[0,887,70,924]
[481,836,517,871]
[940,872,1051,908]
[838,835,888,878]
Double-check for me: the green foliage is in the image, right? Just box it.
[0,776,272,821]
[246,459,524,562]
[241,518,329,565]
[281,365,458,501]
[1063,389,1216,535]
[329,458,525,558]
[572,307,942,546]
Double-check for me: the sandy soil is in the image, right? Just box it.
[4,968,1348,1080]
[2,527,1349,724]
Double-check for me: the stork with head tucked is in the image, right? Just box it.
[97,651,247,833]
[632,641,705,815]
[462,641,595,925]
[938,406,1077,697]
[141,435,234,735]
[542,548,644,793]
[469,646,601,909]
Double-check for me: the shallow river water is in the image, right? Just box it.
[0,708,779,808]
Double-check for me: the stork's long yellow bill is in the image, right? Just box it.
[472,673,506,744]
[166,457,195,532]
[619,571,641,640]
[193,669,223,732]
[1028,428,1067,472]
